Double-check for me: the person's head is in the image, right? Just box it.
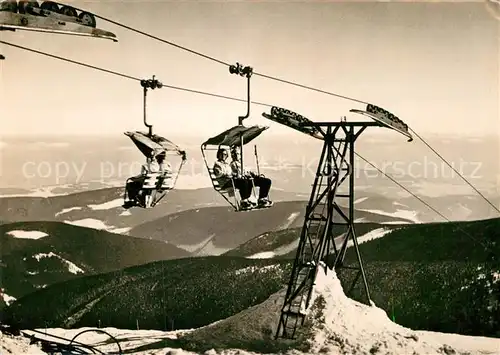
[156,153,165,164]
[216,148,229,162]
[230,147,240,161]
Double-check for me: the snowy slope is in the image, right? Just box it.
[15,265,499,355]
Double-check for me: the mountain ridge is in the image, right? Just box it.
[0,220,190,305]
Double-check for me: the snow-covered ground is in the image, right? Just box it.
[0,331,46,355]
[354,196,369,204]
[176,234,231,256]
[32,252,85,274]
[360,208,420,223]
[1,288,17,306]
[55,206,83,216]
[6,230,49,240]
[248,238,300,259]
[64,218,111,230]
[278,211,301,229]
[63,218,130,234]
[247,228,393,260]
[87,198,124,210]
[0,187,66,198]
[8,265,499,355]
[346,227,394,247]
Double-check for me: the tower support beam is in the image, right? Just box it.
[275,122,375,340]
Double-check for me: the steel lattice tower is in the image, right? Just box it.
[275,121,379,339]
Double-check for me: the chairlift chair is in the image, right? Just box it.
[123,75,187,209]
[203,62,273,211]
[201,124,272,212]
[123,131,187,209]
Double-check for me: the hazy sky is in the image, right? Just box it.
[1,0,499,138]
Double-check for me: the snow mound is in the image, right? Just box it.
[301,267,456,354]
[178,265,499,354]
[0,331,46,355]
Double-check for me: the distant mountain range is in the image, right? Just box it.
[128,202,414,254]
[1,185,497,233]
[0,187,309,232]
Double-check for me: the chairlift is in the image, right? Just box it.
[123,76,187,209]
[123,131,187,209]
[201,62,273,212]
[201,125,270,211]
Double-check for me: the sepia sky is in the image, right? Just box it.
[1,0,499,138]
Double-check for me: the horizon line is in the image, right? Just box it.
[1,132,498,140]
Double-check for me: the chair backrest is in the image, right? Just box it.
[142,173,160,189]
[142,172,175,190]
[208,168,223,191]
[160,173,174,189]
[207,167,236,197]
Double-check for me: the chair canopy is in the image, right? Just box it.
[201,125,268,149]
[125,131,186,160]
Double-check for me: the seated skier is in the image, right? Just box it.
[156,153,174,189]
[123,158,150,208]
[230,147,273,208]
[212,147,254,210]
[124,152,161,208]
[145,152,161,173]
